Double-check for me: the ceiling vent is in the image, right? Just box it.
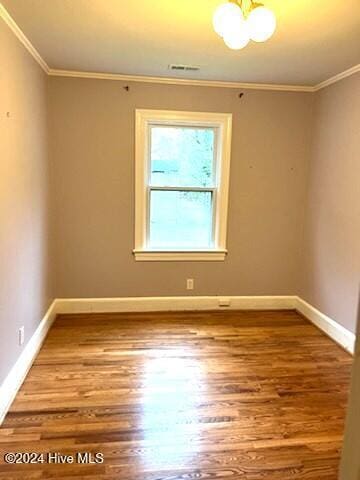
[168,64,200,72]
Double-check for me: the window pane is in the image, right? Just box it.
[149,190,213,249]
[150,126,215,187]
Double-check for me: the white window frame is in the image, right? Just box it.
[134,109,232,261]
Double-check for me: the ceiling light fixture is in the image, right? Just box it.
[213,0,276,50]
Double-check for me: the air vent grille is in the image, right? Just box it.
[169,64,200,72]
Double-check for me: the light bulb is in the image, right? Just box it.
[213,2,244,38]
[247,6,276,42]
[223,21,250,50]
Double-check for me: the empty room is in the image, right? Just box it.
[0,0,359,478]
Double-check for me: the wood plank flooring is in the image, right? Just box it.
[0,310,353,479]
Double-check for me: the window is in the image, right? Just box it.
[134,110,232,261]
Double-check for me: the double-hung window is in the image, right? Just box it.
[134,110,232,261]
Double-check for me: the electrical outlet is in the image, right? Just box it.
[186,278,194,290]
[19,326,25,346]
[219,297,231,307]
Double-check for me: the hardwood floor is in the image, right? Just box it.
[0,310,352,479]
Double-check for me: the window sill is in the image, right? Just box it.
[133,250,227,262]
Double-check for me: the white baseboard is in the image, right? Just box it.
[295,297,356,354]
[0,300,57,425]
[55,295,298,314]
[0,294,355,425]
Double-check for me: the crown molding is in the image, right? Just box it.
[48,68,314,92]
[314,64,360,91]
[48,64,360,92]
[1,2,359,93]
[0,2,49,73]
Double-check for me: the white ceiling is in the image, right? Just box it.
[2,0,360,86]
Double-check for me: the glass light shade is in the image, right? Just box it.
[213,2,244,38]
[223,21,250,50]
[247,6,276,42]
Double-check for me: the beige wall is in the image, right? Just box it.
[0,20,53,384]
[48,77,314,298]
[301,73,360,333]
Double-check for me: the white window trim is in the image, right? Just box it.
[134,109,232,262]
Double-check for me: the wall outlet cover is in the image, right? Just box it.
[18,326,25,346]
